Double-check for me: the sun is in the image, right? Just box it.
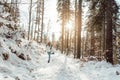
[65,22,73,31]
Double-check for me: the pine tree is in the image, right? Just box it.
[85,0,118,64]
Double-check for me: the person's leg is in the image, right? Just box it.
[48,52,51,63]
[49,53,51,62]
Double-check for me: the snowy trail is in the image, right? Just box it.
[29,50,120,80]
[31,51,82,80]
[1,42,120,80]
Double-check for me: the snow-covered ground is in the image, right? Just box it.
[0,1,120,80]
[30,51,120,80]
[0,41,120,80]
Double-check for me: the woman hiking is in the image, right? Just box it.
[46,42,53,63]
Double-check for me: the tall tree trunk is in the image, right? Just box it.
[37,0,41,42]
[102,2,106,54]
[14,0,18,30]
[41,0,44,43]
[34,1,39,40]
[31,20,34,40]
[62,19,65,53]
[90,28,95,56]
[34,19,37,40]
[66,29,69,55]
[76,0,82,59]
[105,0,113,64]
[85,31,88,53]
[69,30,72,50]
[28,0,32,40]
[74,0,77,58]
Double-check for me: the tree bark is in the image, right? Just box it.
[61,18,65,53]
[76,0,82,59]
[90,28,95,56]
[41,0,44,43]
[28,0,32,40]
[74,0,77,58]
[105,0,113,64]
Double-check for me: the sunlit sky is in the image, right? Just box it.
[19,0,60,41]
[44,0,61,41]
